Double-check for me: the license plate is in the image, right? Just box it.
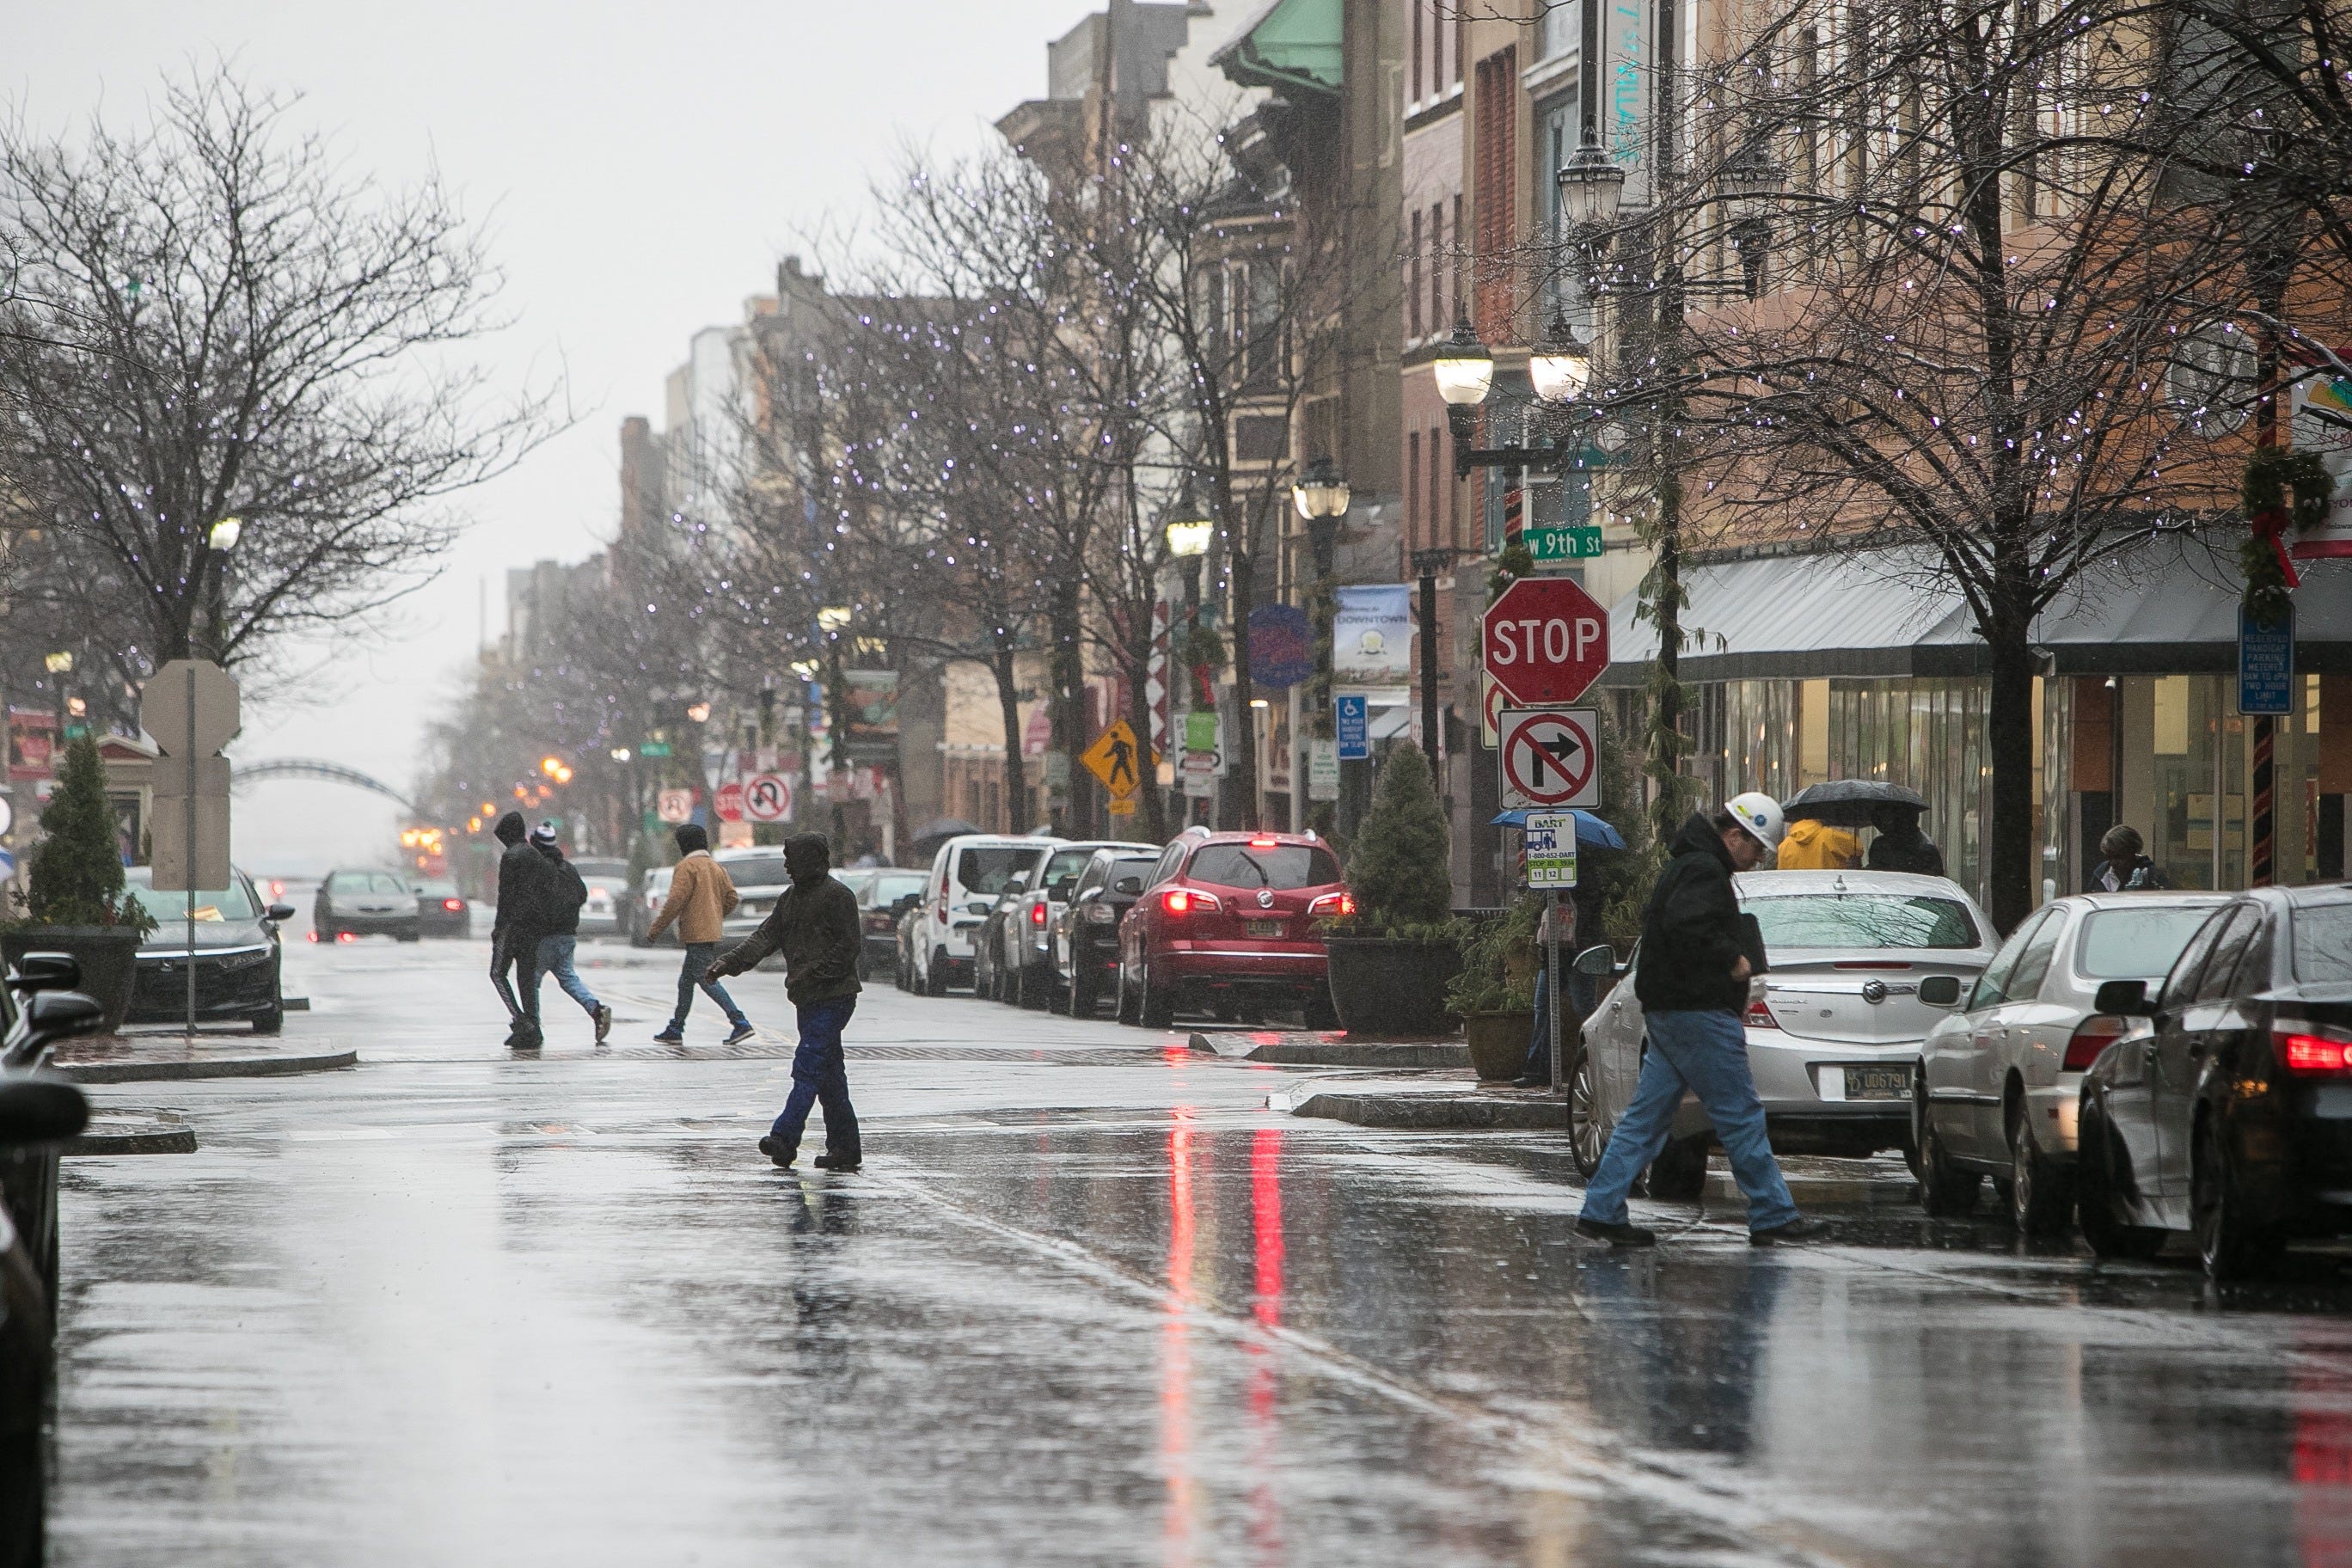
[1246,919,1285,939]
[1844,1065,1910,1100]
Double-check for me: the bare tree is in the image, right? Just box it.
[0,67,554,684]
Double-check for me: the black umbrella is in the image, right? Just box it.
[1782,780,1928,828]
[912,817,983,845]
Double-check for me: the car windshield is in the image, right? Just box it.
[1187,844,1343,891]
[724,856,793,889]
[2292,903,2352,983]
[417,880,459,897]
[126,875,258,923]
[572,858,626,879]
[955,847,1047,896]
[869,872,927,905]
[2078,906,2219,980]
[1744,893,1980,949]
[1040,848,1099,891]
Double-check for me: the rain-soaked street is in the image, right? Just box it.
[46,932,2352,1566]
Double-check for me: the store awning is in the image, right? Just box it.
[1212,0,1343,96]
[1601,535,2352,684]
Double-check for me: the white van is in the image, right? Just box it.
[910,836,1059,995]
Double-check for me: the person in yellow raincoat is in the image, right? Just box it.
[1776,816,1861,870]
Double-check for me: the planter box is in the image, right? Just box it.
[2,927,143,1034]
[1325,936,1463,1038]
[1463,1009,1535,1081]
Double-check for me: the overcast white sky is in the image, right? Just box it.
[13,0,1093,876]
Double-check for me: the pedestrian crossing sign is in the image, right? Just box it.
[1081,720,1145,797]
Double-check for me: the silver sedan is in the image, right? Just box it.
[1571,870,1997,1196]
[1914,890,2226,1234]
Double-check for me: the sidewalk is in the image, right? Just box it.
[1186,1028,1472,1070]
[52,1032,357,1084]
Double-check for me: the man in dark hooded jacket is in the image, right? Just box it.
[1576,795,1818,1249]
[490,810,562,1048]
[708,832,862,1172]
[1864,804,1946,877]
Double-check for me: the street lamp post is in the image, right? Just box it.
[1291,458,1350,833]
[1164,510,1215,827]
[1409,547,1457,775]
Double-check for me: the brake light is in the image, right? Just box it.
[304,930,320,944]
[2062,1015,2131,1072]
[1744,998,1779,1029]
[442,898,464,911]
[2280,1026,2352,1076]
[1308,891,1355,918]
[336,931,358,945]
[1249,836,1278,848]
[1030,903,1047,926]
[1161,887,1222,916]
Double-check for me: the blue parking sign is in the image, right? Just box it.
[1335,695,1369,760]
[2239,605,2294,716]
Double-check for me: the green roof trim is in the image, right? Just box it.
[1211,0,1342,96]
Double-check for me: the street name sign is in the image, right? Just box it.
[1482,578,1611,706]
[1522,812,1580,890]
[1524,525,1604,562]
[742,774,793,823]
[2239,605,2294,716]
[1499,707,1601,810]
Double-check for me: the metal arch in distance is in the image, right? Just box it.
[230,758,423,816]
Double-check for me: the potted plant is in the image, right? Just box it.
[1,733,154,1032]
[1447,895,1540,1079]
[1320,744,1464,1036]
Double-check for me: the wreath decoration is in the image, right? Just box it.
[2241,444,2334,628]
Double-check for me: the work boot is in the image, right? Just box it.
[756,1136,794,1170]
[511,1024,542,1052]
[813,1151,861,1173]
[1574,1216,1656,1248]
[593,1004,613,1044]
[1749,1217,1825,1246]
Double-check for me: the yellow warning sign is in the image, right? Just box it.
[1081,720,1144,796]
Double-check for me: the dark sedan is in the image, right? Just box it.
[845,869,927,980]
[999,842,1136,1010]
[314,867,421,941]
[413,878,472,939]
[1052,847,1162,1018]
[123,868,294,1032]
[2079,885,2352,1279]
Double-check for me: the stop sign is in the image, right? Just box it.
[1482,578,1612,706]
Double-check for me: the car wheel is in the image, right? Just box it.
[396,925,420,943]
[1567,1044,1607,1179]
[1115,960,1142,1026]
[2007,1101,2073,1237]
[1647,1134,1711,1202]
[1020,961,1050,1012]
[1139,959,1174,1029]
[2075,1093,2167,1260]
[926,947,950,997]
[1302,983,1340,1032]
[1914,1083,1983,1216]
[2194,1119,2282,1282]
[1068,966,1095,1019]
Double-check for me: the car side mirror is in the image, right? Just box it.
[1572,944,1618,978]
[26,989,105,1045]
[0,1076,89,1145]
[1113,876,1143,896]
[2093,978,2153,1017]
[1918,976,1963,1007]
[7,952,81,993]
[266,904,297,923]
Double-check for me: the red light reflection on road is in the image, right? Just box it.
[1247,1127,1286,1563]
[1161,1108,1199,1564]
[2295,1353,2352,1565]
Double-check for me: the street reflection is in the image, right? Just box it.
[1247,1127,1284,1565]
[1162,1107,1199,1565]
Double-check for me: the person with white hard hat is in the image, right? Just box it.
[1575,792,1821,1248]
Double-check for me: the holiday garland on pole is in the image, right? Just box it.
[2241,444,2334,627]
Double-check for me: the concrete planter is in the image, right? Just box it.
[1463,1009,1535,1081]
[1,927,142,1034]
[1324,936,1462,1038]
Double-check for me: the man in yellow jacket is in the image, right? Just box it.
[1776,818,1860,871]
[646,823,756,1044]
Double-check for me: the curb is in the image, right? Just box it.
[1191,1032,1472,1069]
[1279,1087,1565,1130]
[64,1110,197,1156]
[56,1047,358,1084]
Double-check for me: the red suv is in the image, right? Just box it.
[1116,828,1350,1029]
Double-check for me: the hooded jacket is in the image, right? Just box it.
[535,842,588,937]
[493,812,566,945]
[712,834,862,1006]
[1866,825,1946,877]
[1635,812,1749,1014]
[1777,818,1860,871]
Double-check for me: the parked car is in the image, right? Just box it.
[853,869,927,980]
[971,871,1034,1002]
[1116,828,1348,1029]
[1571,869,1998,1197]
[571,857,629,939]
[2076,886,2352,1279]
[122,867,296,1032]
[909,836,1059,995]
[628,866,676,947]
[0,953,101,1455]
[313,867,421,941]
[894,899,923,989]
[992,842,1138,1010]
[1915,891,2226,1232]
[1054,846,1164,1018]
[413,878,473,939]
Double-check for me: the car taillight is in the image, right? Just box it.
[2280,1025,2352,1076]
[1161,887,1222,916]
[336,931,358,945]
[1745,998,1779,1029]
[1249,836,1278,848]
[1308,891,1355,917]
[2062,1014,2132,1072]
[1030,903,1047,926]
[442,898,464,911]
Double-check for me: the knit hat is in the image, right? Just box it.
[530,820,559,849]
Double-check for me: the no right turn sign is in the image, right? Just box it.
[1499,707,1600,809]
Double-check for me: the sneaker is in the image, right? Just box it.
[813,1151,861,1173]
[1749,1217,1825,1246]
[1574,1216,1657,1248]
[724,1021,756,1046]
[652,1027,684,1044]
[756,1136,794,1170]
[511,1027,542,1052]
[593,1004,613,1044]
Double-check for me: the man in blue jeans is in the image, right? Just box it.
[1577,793,1821,1249]
[707,832,863,1173]
[530,822,614,1045]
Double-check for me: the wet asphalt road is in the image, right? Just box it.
[45,934,2352,1565]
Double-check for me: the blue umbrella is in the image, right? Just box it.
[1489,809,1627,850]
